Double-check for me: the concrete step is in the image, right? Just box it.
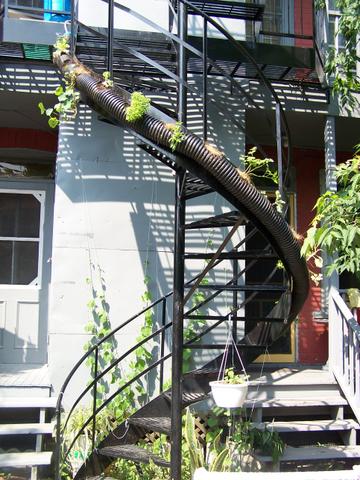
[247,368,340,401]
[0,451,52,468]
[0,423,54,435]
[0,397,56,409]
[258,445,360,463]
[253,419,359,433]
[244,395,348,409]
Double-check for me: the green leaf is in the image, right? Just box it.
[38,102,46,115]
[48,117,59,129]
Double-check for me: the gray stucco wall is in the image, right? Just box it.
[48,80,246,405]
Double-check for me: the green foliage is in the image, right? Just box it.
[301,155,360,279]
[125,92,151,122]
[102,71,114,88]
[274,189,285,214]
[38,72,80,128]
[238,147,278,186]
[168,122,186,152]
[222,367,248,384]
[54,34,70,55]
[322,0,360,110]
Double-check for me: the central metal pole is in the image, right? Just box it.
[107,0,114,75]
[170,2,187,479]
[275,103,284,204]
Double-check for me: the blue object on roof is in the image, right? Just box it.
[43,0,70,22]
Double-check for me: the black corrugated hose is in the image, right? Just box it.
[54,53,309,325]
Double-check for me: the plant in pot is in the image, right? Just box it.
[210,367,249,409]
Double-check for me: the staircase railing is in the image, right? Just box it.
[329,286,360,423]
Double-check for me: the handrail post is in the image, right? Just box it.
[91,346,99,453]
[107,0,114,75]
[4,0,9,17]
[55,395,63,480]
[70,0,77,57]
[202,18,208,141]
[160,298,166,393]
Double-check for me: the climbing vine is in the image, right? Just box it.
[316,0,360,109]
[125,91,151,122]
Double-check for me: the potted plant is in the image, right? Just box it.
[209,368,249,408]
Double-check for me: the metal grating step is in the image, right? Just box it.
[187,283,286,292]
[184,314,284,323]
[184,174,214,199]
[129,416,171,435]
[184,250,277,260]
[185,211,244,229]
[173,0,264,21]
[163,390,208,407]
[99,444,170,468]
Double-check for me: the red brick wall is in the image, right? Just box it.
[294,0,313,48]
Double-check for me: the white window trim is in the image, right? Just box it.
[0,188,46,288]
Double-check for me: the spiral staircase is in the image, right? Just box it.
[53,1,310,479]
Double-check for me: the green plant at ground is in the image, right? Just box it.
[125,92,151,122]
[316,0,360,110]
[238,147,278,186]
[167,121,186,152]
[102,71,114,88]
[301,154,360,279]
[184,409,285,474]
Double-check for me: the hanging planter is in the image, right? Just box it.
[210,380,248,409]
[210,316,249,409]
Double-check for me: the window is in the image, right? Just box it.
[0,191,44,286]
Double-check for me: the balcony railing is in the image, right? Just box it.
[329,286,360,423]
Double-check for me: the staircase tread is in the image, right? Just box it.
[253,419,360,432]
[163,390,208,405]
[0,423,53,435]
[243,396,348,408]
[99,444,170,467]
[129,416,171,434]
[258,445,360,462]
[0,397,56,409]
[249,368,337,386]
[0,451,52,467]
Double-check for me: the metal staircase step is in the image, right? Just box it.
[163,390,208,407]
[0,397,56,409]
[129,416,171,435]
[253,419,360,433]
[257,445,360,463]
[185,211,244,229]
[0,423,53,435]
[173,0,264,21]
[184,314,284,323]
[184,175,214,199]
[190,283,286,292]
[0,451,52,468]
[98,444,170,468]
[184,251,277,260]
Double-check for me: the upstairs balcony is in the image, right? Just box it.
[0,0,70,46]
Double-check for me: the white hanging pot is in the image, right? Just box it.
[209,380,248,408]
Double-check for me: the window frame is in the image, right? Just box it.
[0,188,46,287]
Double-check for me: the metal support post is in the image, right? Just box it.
[107,0,114,75]
[170,169,186,480]
[171,2,187,479]
[275,103,284,202]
